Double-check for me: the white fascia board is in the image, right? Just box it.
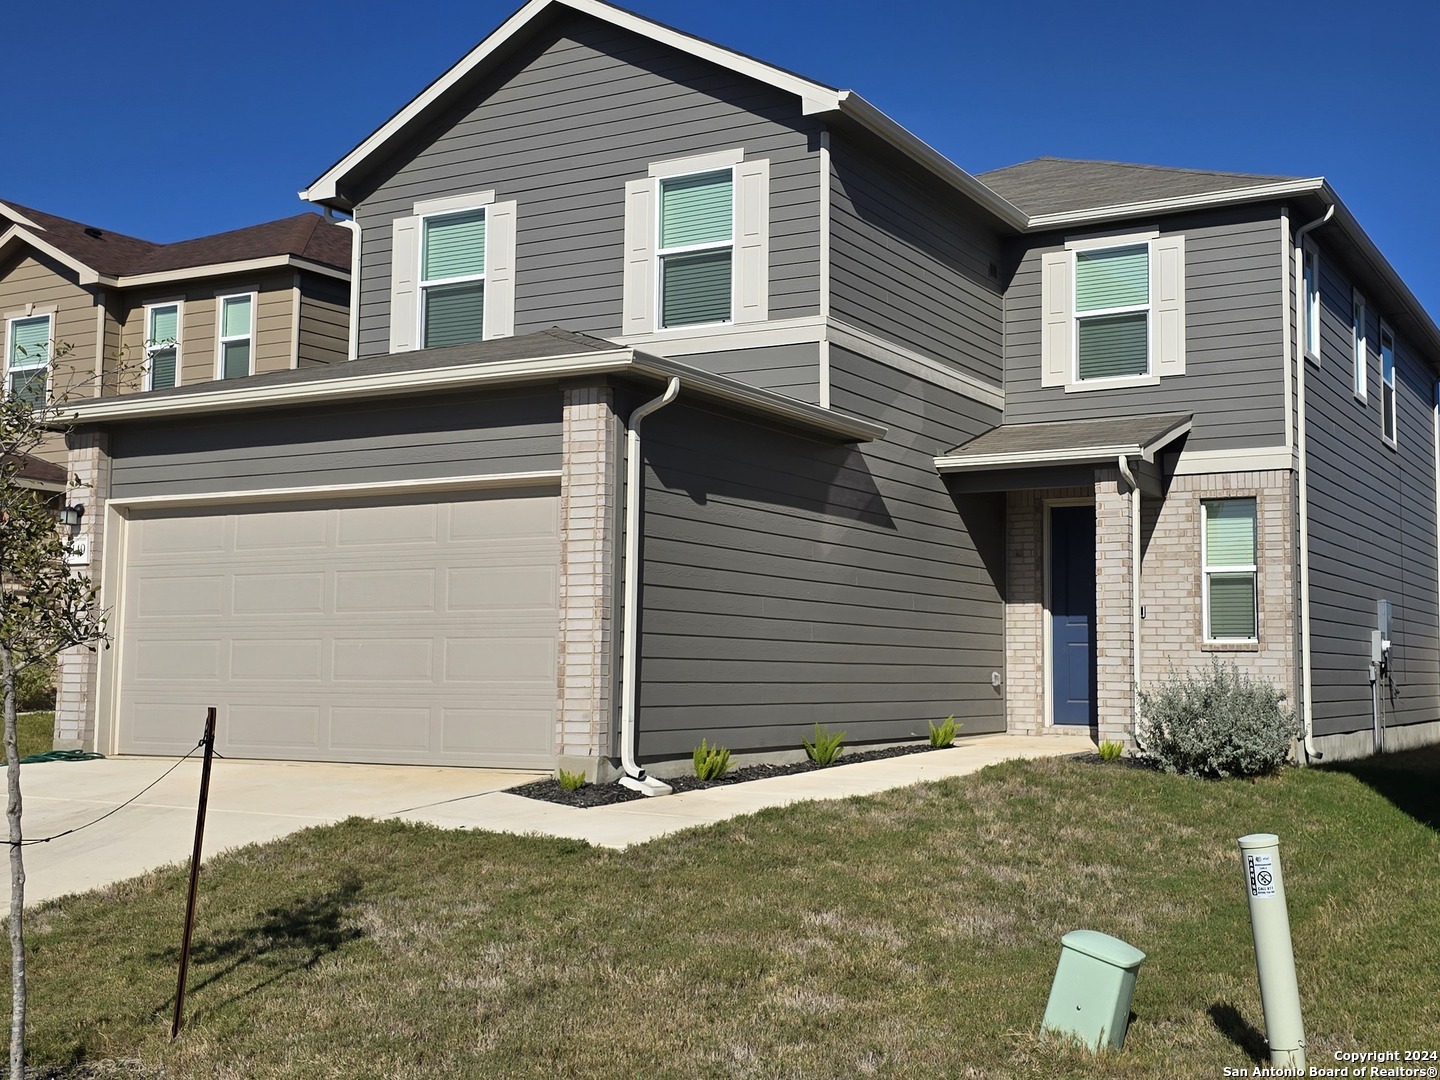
[1023,178,1327,231]
[109,255,349,289]
[0,203,44,231]
[0,225,101,284]
[58,346,886,442]
[300,0,843,207]
[828,93,1029,231]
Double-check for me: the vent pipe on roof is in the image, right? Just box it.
[618,376,681,796]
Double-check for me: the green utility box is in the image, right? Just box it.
[1041,929,1147,1050]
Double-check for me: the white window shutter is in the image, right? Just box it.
[1040,251,1072,387]
[1152,235,1186,377]
[486,200,517,339]
[389,215,419,353]
[622,178,656,335]
[733,159,769,324]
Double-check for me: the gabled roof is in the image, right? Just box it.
[0,451,67,491]
[0,202,351,285]
[980,158,1306,220]
[935,414,1193,472]
[299,0,1027,228]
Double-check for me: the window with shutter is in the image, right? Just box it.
[5,314,51,408]
[146,303,180,391]
[658,169,733,328]
[1203,498,1258,642]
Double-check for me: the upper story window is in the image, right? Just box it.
[1303,246,1321,363]
[1202,497,1258,643]
[622,150,769,337]
[218,293,254,379]
[1352,290,1367,401]
[1039,231,1185,392]
[145,302,181,391]
[5,313,51,408]
[658,170,733,328]
[388,191,516,353]
[1381,322,1397,446]
[421,208,486,347]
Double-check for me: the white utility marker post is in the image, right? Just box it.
[1237,833,1305,1068]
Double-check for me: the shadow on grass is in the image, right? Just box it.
[152,875,364,1021]
[1321,746,1440,831]
[1207,1002,1267,1063]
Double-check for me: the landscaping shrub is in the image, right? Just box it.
[928,715,960,748]
[17,657,57,711]
[1136,659,1301,779]
[557,768,586,792]
[802,724,845,765]
[1097,739,1124,762]
[692,739,731,780]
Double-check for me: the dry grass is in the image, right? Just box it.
[5,749,1438,1078]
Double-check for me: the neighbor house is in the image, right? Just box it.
[50,0,1440,778]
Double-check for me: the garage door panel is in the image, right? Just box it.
[117,490,559,767]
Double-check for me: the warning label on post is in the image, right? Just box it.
[1246,853,1277,899]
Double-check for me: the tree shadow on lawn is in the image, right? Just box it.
[1207,1002,1268,1064]
[149,875,365,1021]
[1320,746,1440,832]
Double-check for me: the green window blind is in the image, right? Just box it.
[149,306,178,345]
[423,281,486,348]
[148,306,178,390]
[1077,313,1148,379]
[1208,574,1257,640]
[221,342,249,379]
[1206,500,1256,566]
[1076,246,1148,312]
[423,210,486,281]
[660,171,732,248]
[8,317,49,407]
[221,296,252,339]
[662,249,732,328]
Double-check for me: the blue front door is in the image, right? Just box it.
[1050,505,1097,727]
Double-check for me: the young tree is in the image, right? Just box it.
[0,344,109,1075]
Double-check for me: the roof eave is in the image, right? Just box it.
[1021,178,1328,231]
[107,254,349,289]
[934,416,1192,473]
[0,224,102,285]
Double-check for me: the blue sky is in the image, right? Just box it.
[5,0,1438,312]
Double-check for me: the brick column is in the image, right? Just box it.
[54,431,111,751]
[1005,491,1043,734]
[1094,470,1135,744]
[555,383,619,778]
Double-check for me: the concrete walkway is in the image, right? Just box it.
[17,734,1076,906]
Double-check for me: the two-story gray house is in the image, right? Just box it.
[53,0,1440,784]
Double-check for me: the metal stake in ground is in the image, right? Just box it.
[172,708,216,1040]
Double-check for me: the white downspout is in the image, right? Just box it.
[1117,455,1141,737]
[618,376,680,796]
[1295,204,1334,763]
[335,218,361,362]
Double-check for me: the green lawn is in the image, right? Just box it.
[6,750,1439,1079]
[17,711,55,759]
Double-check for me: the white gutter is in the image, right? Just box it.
[618,376,681,796]
[1294,203,1335,763]
[1117,455,1142,736]
[1024,178,1326,232]
[336,219,361,361]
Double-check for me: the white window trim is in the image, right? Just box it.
[1201,497,1259,645]
[654,165,736,333]
[1381,320,1398,449]
[1067,232,1157,386]
[1352,289,1368,402]
[417,201,490,348]
[215,290,257,380]
[1303,244,1321,365]
[5,310,53,405]
[143,299,183,392]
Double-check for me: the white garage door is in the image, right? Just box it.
[115,489,559,768]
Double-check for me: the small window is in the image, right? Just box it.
[1075,244,1149,380]
[146,303,180,391]
[658,169,733,328]
[1381,323,1397,445]
[218,294,254,379]
[1303,246,1320,362]
[421,208,486,347]
[5,314,51,408]
[1352,290,1367,400]
[1203,498,1258,642]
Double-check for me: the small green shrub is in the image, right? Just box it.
[692,739,731,781]
[16,658,57,712]
[1136,659,1301,779]
[557,768,587,792]
[928,715,960,748]
[802,723,846,766]
[1097,740,1124,762]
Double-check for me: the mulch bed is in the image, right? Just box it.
[1073,752,1157,772]
[507,742,957,808]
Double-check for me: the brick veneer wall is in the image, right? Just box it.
[53,432,110,750]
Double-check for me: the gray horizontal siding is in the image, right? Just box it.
[634,345,1004,759]
[668,343,820,404]
[353,11,821,359]
[1004,206,1287,451]
[107,391,562,498]
[828,130,1005,388]
[1304,244,1440,737]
